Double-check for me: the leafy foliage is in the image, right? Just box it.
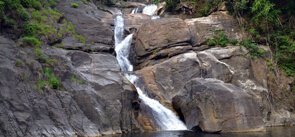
[71,2,79,8]
[165,0,178,11]
[206,30,265,57]
[21,36,41,47]
[239,39,266,57]
[36,67,61,90]
[226,0,295,76]
[206,30,238,47]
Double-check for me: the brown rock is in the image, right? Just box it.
[185,11,247,46]
[173,78,265,132]
[132,18,195,68]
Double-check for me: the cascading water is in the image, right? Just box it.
[131,4,159,18]
[142,4,158,16]
[114,11,187,131]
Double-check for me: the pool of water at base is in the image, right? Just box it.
[107,127,295,137]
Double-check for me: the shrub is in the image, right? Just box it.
[21,36,41,47]
[34,47,48,63]
[18,8,30,21]
[15,59,23,67]
[152,0,160,4]
[23,23,40,36]
[36,80,47,91]
[36,67,61,90]
[42,0,58,8]
[2,17,16,27]
[165,0,178,11]
[21,0,42,10]
[44,67,60,89]
[272,34,295,76]
[71,2,79,8]
[0,1,4,18]
[240,39,266,57]
[206,30,238,47]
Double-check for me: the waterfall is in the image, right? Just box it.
[131,4,158,16]
[131,8,139,14]
[142,4,158,16]
[114,12,187,131]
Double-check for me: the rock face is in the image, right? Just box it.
[173,78,264,132]
[1,0,295,136]
[129,8,294,132]
[131,11,248,69]
[132,18,195,69]
[185,11,247,46]
[0,36,141,136]
[135,47,268,132]
[136,52,201,101]
[57,0,115,51]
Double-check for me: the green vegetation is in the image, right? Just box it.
[37,67,61,90]
[0,0,85,44]
[15,59,23,67]
[182,0,222,16]
[206,30,238,47]
[70,75,85,84]
[206,30,265,58]
[153,0,222,17]
[71,2,79,8]
[0,0,86,91]
[239,39,266,57]
[152,0,178,11]
[151,0,294,75]
[226,0,295,76]
[152,0,160,4]
[165,0,178,11]
[21,36,41,47]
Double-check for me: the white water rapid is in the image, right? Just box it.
[114,12,187,130]
[131,4,158,16]
[142,4,158,16]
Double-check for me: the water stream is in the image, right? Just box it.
[131,4,157,16]
[114,7,187,131]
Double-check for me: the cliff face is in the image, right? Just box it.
[0,0,294,136]
[0,0,140,136]
[133,10,295,132]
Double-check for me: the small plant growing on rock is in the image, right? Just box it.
[44,67,60,89]
[206,30,238,47]
[70,75,85,84]
[36,67,61,90]
[21,36,41,47]
[15,59,23,67]
[239,39,266,57]
[71,2,79,8]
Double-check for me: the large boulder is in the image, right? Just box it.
[173,78,265,132]
[136,50,235,102]
[132,18,196,69]
[136,52,201,101]
[185,11,247,46]
[124,14,152,32]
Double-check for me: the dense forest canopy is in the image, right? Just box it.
[225,0,295,76]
